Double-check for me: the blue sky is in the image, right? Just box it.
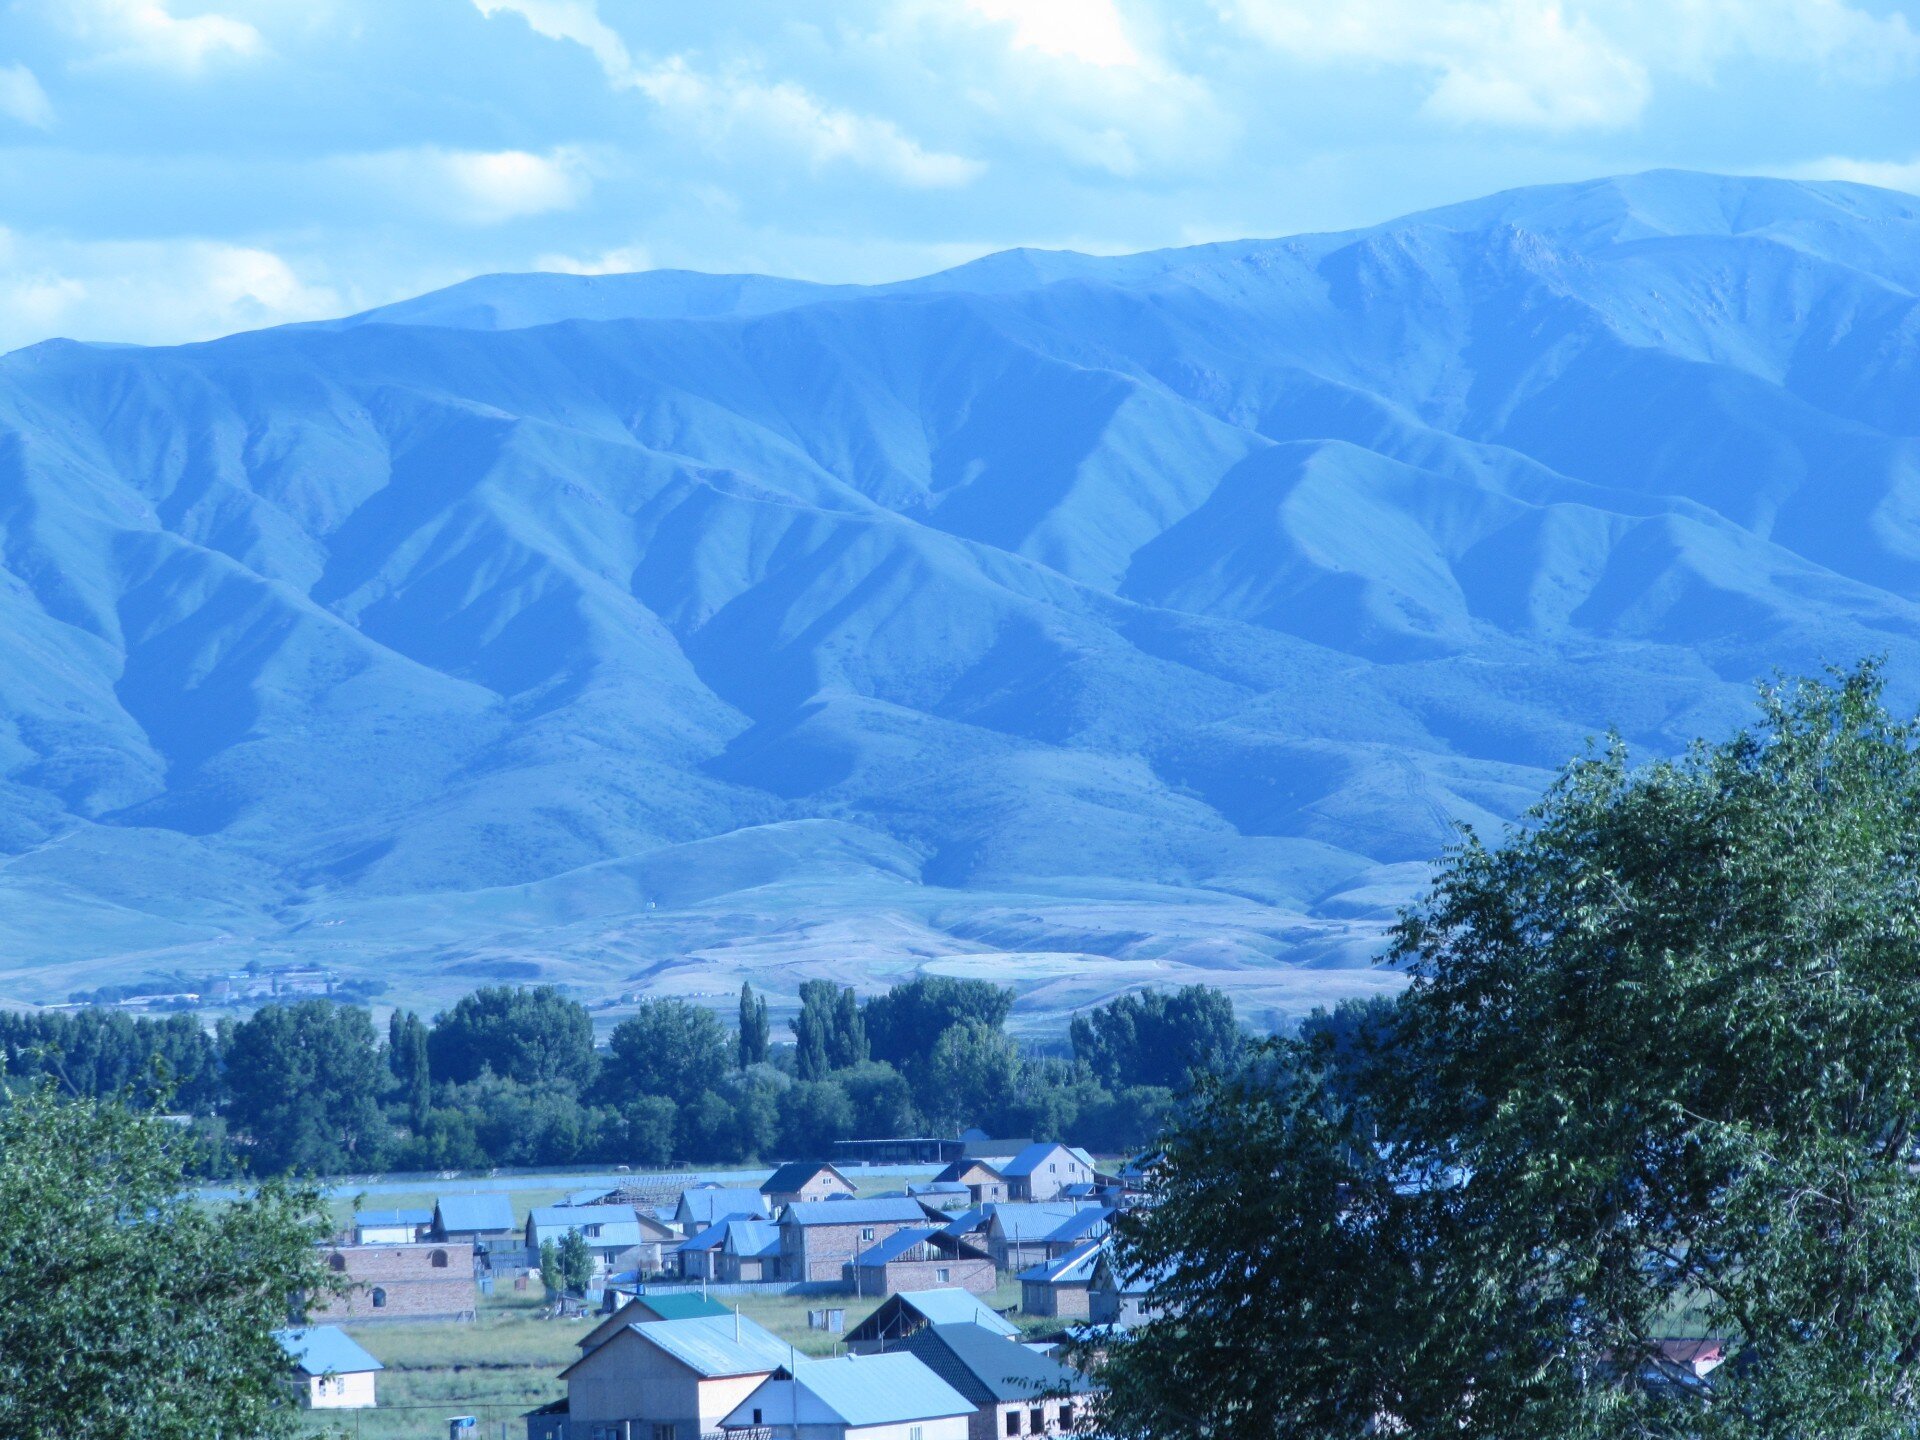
[1,0,1917,351]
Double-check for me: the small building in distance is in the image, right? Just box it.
[353,1207,432,1245]
[845,1288,1021,1353]
[761,1160,858,1208]
[558,1312,792,1439]
[898,1322,1100,1440]
[985,1203,1110,1274]
[850,1227,996,1297]
[276,1326,383,1410]
[721,1352,974,1440]
[676,1216,783,1284]
[1018,1239,1105,1320]
[432,1192,521,1270]
[527,1204,676,1282]
[577,1292,732,1356]
[998,1144,1096,1203]
[779,1196,932,1283]
[307,1242,477,1324]
[673,1185,771,1237]
[933,1158,1009,1205]
[1088,1251,1175,1329]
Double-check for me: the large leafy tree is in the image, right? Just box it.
[863,976,1014,1082]
[1069,984,1243,1090]
[1099,666,1920,1440]
[427,985,596,1089]
[599,999,731,1106]
[224,1000,389,1175]
[0,1088,333,1439]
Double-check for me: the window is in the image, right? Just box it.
[585,1224,602,1238]
[752,1410,763,1426]
[860,1227,875,1242]
[370,1286,387,1308]
[651,1425,677,1440]
[936,1267,951,1283]
[1059,1403,1075,1429]
[328,1253,346,1272]
[911,1429,924,1440]
[1030,1408,1045,1435]
[1007,1410,1022,1435]
[430,1249,449,1268]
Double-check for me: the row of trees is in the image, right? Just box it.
[0,967,1245,1178]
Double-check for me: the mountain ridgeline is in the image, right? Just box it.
[1,170,1916,1020]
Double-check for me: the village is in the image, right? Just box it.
[276,1135,1182,1438]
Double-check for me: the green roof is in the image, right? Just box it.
[635,1292,732,1321]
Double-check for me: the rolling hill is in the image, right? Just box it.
[1,169,1916,1026]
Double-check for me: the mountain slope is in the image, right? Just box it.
[1,170,1916,1022]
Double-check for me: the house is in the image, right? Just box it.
[933,1159,1009,1205]
[525,1397,570,1440]
[353,1207,432,1245]
[577,1292,732,1356]
[674,1185,771,1236]
[676,1217,783,1283]
[1088,1251,1175,1329]
[906,1181,975,1212]
[779,1196,930,1282]
[558,1312,792,1440]
[1112,1150,1166,1194]
[899,1323,1099,1440]
[527,1205,673,1282]
[1018,1240,1105,1320]
[721,1353,973,1440]
[997,1144,1095,1203]
[276,1326,383,1410]
[760,1160,858,1208]
[849,1228,996,1297]
[846,1288,1021,1352]
[307,1242,477,1323]
[984,1204,1109,1273]
[434,1192,522,1269]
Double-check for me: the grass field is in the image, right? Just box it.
[299,1256,1034,1437]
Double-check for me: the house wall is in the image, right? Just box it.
[354,1223,418,1245]
[846,1418,971,1440]
[1088,1291,1153,1327]
[1019,1282,1090,1319]
[854,1256,996,1297]
[720,1254,770,1284]
[569,1331,771,1436]
[308,1245,477,1323]
[990,1240,1055,1274]
[303,1370,377,1410]
[769,1173,858,1208]
[986,1399,1081,1439]
[1010,1151,1093,1203]
[787,1221,921,1282]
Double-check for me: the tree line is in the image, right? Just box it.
[0,972,1245,1178]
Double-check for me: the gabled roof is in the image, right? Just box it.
[933,1157,1004,1184]
[1091,1250,1178,1295]
[1018,1238,1107,1287]
[633,1292,733,1322]
[939,1207,988,1238]
[276,1326,383,1377]
[1044,1207,1114,1246]
[435,1192,516,1233]
[852,1227,940,1267]
[529,1204,655,1249]
[1000,1141,1078,1178]
[676,1187,769,1225]
[724,1355,972,1430]
[760,1160,851,1194]
[988,1202,1106,1242]
[781,1196,927,1227]
[561,1313,789,1381]
[903,1323,1098,1403]
[898,1288,1020,1335]
[722,1220,783,1259]
[355,1207,432,1229]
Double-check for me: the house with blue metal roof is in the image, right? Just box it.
[353,1207,432,1244]
[559,1312,793,1438]
[431,1191,519,1269]
[722,1352,973,1440]
[674,1185,770,1235]
[779,1195,934,1282]
[275,1326,383,1411]
[985,1202,1110,1272]
[846,1288,1022,1351]
[997,1143,1096,1202]
[760,1160,857,1207]
[527,1204,678,1283]
[1018,1239,1106,1319]
[675,1216,785,1283]
[850,1227,996,1298]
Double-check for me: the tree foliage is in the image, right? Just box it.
[1098,666,1920,1440]
[0,1088,332,1439]
[1070,983,1244,1090]
[864,976,1014,1079]
[738,983,770,1069]
[426,985,596,1090]
[601,999,732,1106]
[224,999,387,1174]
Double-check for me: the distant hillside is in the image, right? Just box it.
[1,170,1916,1024]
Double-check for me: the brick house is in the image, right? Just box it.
[933,1159,1009,1204]
[985,1204,1110,1273]
[779,1196,931,1282]
[760,1160,857,1209]
[998,1144,1095,1203]
[306,1243,477,1324]
[849,1227,996,1297]
[1018,1238,1104,1320]
[898,1323,1099,1440]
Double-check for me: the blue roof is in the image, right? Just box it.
[723,1219,783,1259]
[1018,1238,1106,1286]
[624,1313,791,1377]
[899,1288,1020,1335]
[782,1196,927,1227]
[989,1201,1104,1242]
[1000,1142,1080,1178]
[436,1192,515,1233]
[676,1187,769,1224]
[724,1354,972,1429]
[853,1227,939,1267]
[355,1207,431,1229]
[276,1326,383,1376]
[1045,1207,1114,1245]
[530,1205,655,1249]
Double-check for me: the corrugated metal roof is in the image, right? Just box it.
[989,1201,1104,1242]
[782,1196,928,1227]
[853,1227,938,1267]
[435,1192,515,1233]
[999,1142,1070,1178]
[676,1187,769,1224]
[530,1204,656,1250]
[275,1326,383,1376]
[1045,1207,1114,1245]
[722,1219,783,1258]
[631,1313,791,1377]
[632,1292,731,1321]
[1018,1238,1106,1286]
[724,1354,972,1429]
[355,1207,431,1229]
[901,1288,1020,1335]
[906,1323,1098,1403]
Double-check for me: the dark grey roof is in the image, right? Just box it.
[901,1324,1098,1404]
[761,1160,847,1193]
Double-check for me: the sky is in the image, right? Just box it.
[0,0,1917,352]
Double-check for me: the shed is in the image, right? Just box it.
[276,1326,383,1410]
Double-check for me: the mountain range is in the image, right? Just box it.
[2,168,1916,1027]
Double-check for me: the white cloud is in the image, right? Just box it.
[473,0,983,187]
[341,146,595,224]
[1225,0,1920,130]
[0,229,340,353]
[962,0,1143,68]
[0,65,55,128]
[533,243,655,275]
[57,0,265,74]
[1786,154,1920,195]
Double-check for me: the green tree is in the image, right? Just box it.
[539,1236,562,1297]
[838,1060,918,1137]
[387,1008,431,1131]
[738,983,770,1069]
[224,1000,388,1174]
[427,986,595,1090]
[600,1000,731,1106]
[830,987,868,1070]
[619,1094,678,1166]
[926,1020,1022,1132]
[1098,666,1920,1440]
[1069,984,1244,1090]
[778,1078,855,1155]
[556,1228,593,1294]
[680,1089,744,1164]
[0,1088,334,1439]
[864,976,1014,1081]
